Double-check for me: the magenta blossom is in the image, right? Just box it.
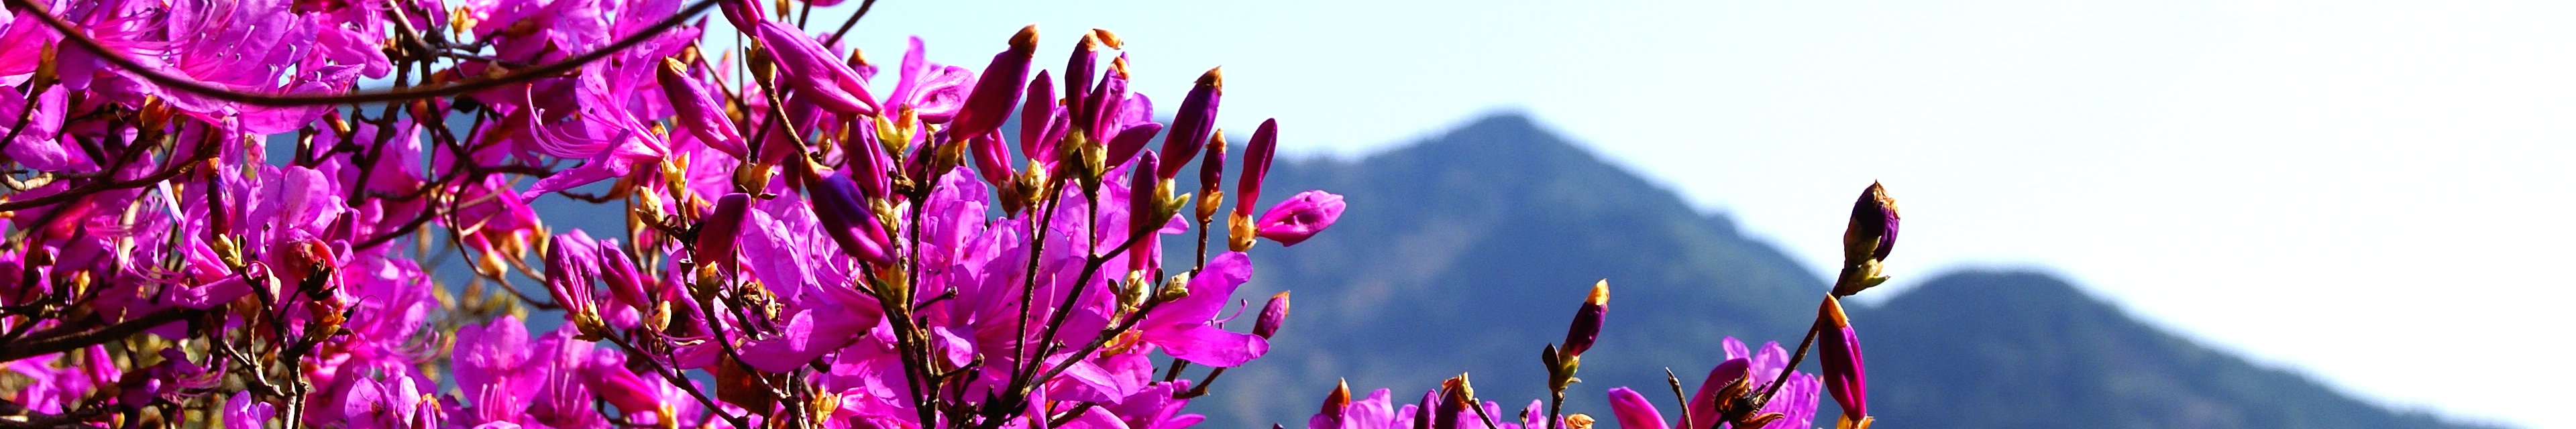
[1134,252,1269,367]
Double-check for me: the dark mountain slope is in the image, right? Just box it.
[1210,113,1854,426]
[1852,271,2495,429]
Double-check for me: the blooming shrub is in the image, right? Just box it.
[0,0,1346,426]
[0,0,1898,426]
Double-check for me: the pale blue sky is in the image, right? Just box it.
[814,1,2572,426]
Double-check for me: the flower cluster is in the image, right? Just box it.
[1311,184,1897,429]
[0,0,1344,427]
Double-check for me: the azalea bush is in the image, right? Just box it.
[0,0,1904,426]
[1306,184,1896,429]
[0,0,1348,426]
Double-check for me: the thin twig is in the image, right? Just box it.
[821,0,880,47]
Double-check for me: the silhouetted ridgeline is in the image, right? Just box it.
[1197,113,2500,429]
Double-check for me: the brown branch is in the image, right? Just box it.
[0,135,213,213]
[821,0,880,47]
[0,306,199,363]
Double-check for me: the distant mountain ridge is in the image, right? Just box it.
[1199,113,2500,428]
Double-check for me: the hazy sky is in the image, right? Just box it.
[818,1,2573,426]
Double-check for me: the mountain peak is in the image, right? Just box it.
[1405,111,1585,164]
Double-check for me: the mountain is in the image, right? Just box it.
[1195,113,2499,429]
[1201,113,1824,424]
[1851,271,2491,429]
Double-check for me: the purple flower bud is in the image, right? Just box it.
[1064,32,1101,128]
[695,193,753,265]
[716,0,762,30]
[545,232,602,294]
[1842,182,1900,263]
[1021,70,1057,161]
[809,174,898,266]
[1415,389,1440,429]
[1157,68,1222,180]
[1105,122,1163,166]
[1253,291,1289,339]
[1435,375,1473,429]
[1255,190,1346,247]
[755,21,879,116]
[970,130,1016,191]
[1128,151,1163,237]
[1199,129,1227,194]
[1819,296,1868,422]
[1562,280,1609,357]
[1234,119,1279,218]
[951,25,1039,141]
[545,231,607,333]
[596,240,651,310]
[1309,379,1352,428]
[659,58,747,160]
[1086,60,1131,136]
[847,117,894,198]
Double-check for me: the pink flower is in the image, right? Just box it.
[1135,252,1268,367]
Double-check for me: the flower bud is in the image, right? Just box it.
[1104,122,1162,168]
[1195,130,1228,223]
[597,241,652,311]
[1157,68,1222,180]
[952,25,1040,140]
[1021,70,1058,161]
[845,115,896,198]
[694,193,753,264]
[1309,378,1352,429]
[754,21,879,115]
[545,231,609,339]
[1254,190,1346,247]
[1063,32,1100,127]
[659,58,749,159]
[1436,374,1476,429]
[1128,152,1166,239]
[1819,296,1870,425]
[1254,291,1289,339]
[1833,182,1899,297]
[809,174,898,266]
[1562,280,1609,357]
[971,130,1016,192]
[1323,378,1352,415]
[716,0,761,29]
[1841,182,1900,263]
[1234,119,1279,218]
[1087,61,1134,141]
